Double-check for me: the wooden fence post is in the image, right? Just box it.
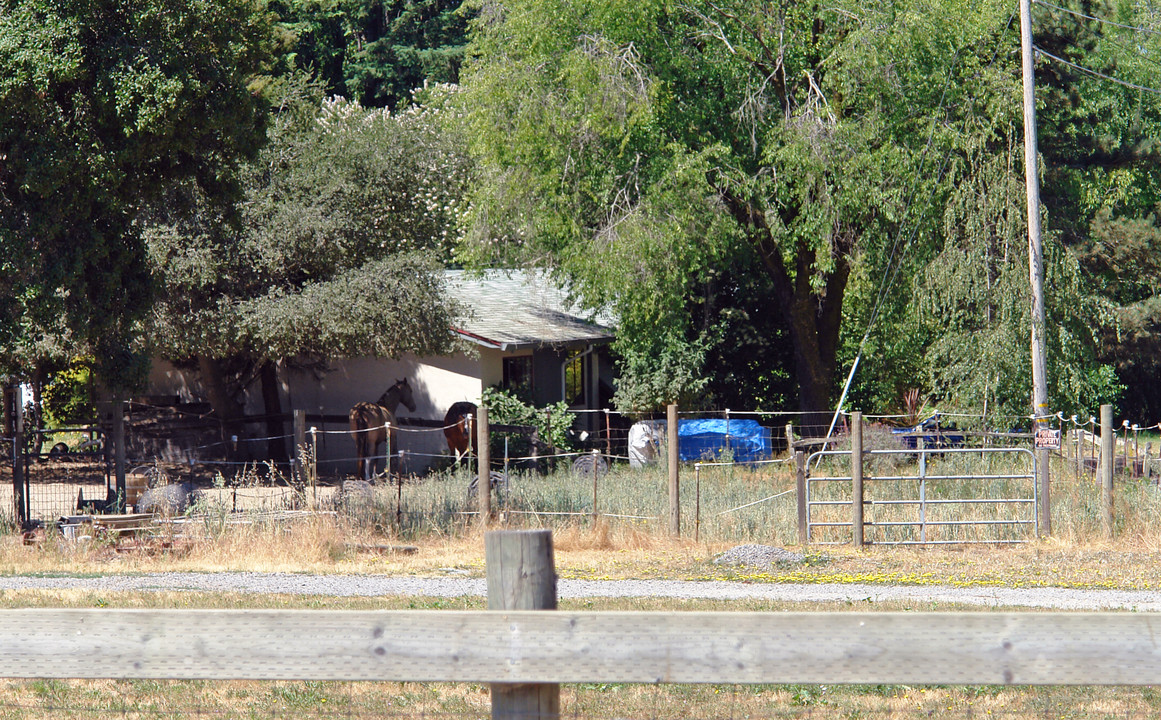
[1075,428,1083,478]
[112,398,126,512]
[1100,404,1114,535]
[1037,443,1051,538]
[12,394,25,529]
[667,403,680,537]
[477,405,491,525]
[293,410,308,504]
[851,411,864,547]
[694,463,701,543]
[796,451,807,545]
[486,529,559,720]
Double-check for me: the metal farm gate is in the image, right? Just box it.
[10,427,113,528]
[803,444,1039,545]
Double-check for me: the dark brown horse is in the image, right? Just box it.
[349,378,417,481]
[443,401,478,465]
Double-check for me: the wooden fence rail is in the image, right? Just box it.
[1,609,1159,686]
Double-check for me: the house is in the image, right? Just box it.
[145,270,616,475]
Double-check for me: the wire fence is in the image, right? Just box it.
[3,401,1159,537]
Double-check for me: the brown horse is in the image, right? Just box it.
[349,378,417,481]
[443,401,478,465]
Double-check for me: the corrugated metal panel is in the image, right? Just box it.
[446,270,615,351]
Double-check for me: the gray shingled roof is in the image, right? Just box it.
[445,270,615,351]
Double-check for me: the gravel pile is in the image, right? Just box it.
[713,544,806,568]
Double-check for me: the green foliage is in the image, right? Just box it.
[272,0,472,108]
[914,108,1122,420]
[610,332,710,413]
[1081,209,1161,419]
[41,359,94,427]
[459,0,1019,415]
[481,387,574,452]
[0,0,274,390]
[145,79,470,365]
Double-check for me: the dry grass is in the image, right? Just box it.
[5,506,1161,593]
[1,453,1160,718]
[0,679,1154,719]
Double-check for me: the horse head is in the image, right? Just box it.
[379,377,417,413]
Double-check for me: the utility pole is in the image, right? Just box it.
[1020,0,1051,536]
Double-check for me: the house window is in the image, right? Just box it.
[564,350,586,407]
[503,356,533,402]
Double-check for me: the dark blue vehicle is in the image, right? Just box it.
[890,415,965,449]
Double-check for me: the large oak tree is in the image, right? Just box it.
[0,0,274,391]
[460,0,993,419]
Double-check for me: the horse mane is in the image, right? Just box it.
[349,377,415,480]
[377,378,416,414]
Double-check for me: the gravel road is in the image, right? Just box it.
[3,572,1159,610]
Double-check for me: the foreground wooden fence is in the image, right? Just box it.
[3,530,1161,718]
[3,608,1160,687]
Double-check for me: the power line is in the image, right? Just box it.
[1035,45,1161,94]
[1033,0,1161,76]
[819,11,1021,452]
[1034,0,1161,36]
[1102,32,1161,73]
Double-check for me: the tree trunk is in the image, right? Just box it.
[260,361,288,463]
[762,239,850,433]
[197,355,244,459]
[721,191,850,430]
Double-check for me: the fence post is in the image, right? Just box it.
[477,405,491,525]
[604,409,612,458]
[851,411,864,547]
[12,394,25,529]
[1101,404,1114,536]
[796,451,807,545]
[293,410,308,505]
[694,463,701,543]
[591,449,600,521]
[383,423,391,483]
[486,529,559,720]
[112,398,126,512]
[1036,444,1051,538]
[785,423,795,457]
[1133,425,1140,478]
[1075,427,1083,478]
[308,427,318,492]
[667,403,680,537]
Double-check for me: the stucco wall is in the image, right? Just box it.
[286,353,482,475]
[148,353,485,475]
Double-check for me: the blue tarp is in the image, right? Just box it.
[677,419,771,463]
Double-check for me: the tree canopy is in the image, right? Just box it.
[272,0,472,108]
[0,0,274,390]
[5,0,1161,430]
[144,77,470,421]
[460,0,1159,422]
[460,0,990,416]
